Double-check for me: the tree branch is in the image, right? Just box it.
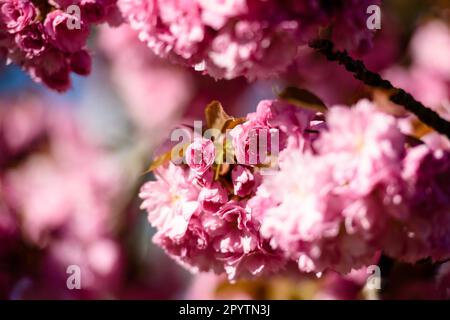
[309,38,450,140]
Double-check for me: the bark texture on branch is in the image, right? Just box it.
[309,38,450,140]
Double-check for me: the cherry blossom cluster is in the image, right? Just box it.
[0,96,124,298]
[0,0,120,91]
[119,0,379,80]
[140,100,319,281]
[254,100,450,274]
[140,97,450,281]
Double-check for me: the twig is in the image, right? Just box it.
[309,38,450,140]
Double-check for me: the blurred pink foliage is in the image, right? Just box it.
[99,24,195,138]
[0,96,125,298]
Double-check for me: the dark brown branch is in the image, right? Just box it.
[309,38,450,140]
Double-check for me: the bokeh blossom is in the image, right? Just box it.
[0,96,125,298]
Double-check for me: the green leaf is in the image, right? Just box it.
[278,87,327,113]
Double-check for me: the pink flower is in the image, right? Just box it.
[119,0,378,79]
[118,0,205,62]
[140,163,200,239]
[44,10,89,53]
[0,0,37,33]
[403,146,450,212]
[70,49,92,75]
[185,138,216,175]
[230,99,315,165]
[206,201,284,280]
[205,20,299,80]
[44,237,122,292]
[15,23,47,58]
[49,0,82,8]
[197,0,247,30]
[81,0,108,24]
[218,201,250,226]
[316,100,406,196]
[199,181,228,212]
[140,95,450,282]
[254,151,347,271]
[0,1,120,91]
[326,0,380,53]
[231,165,257,197]
[31,48,72,92]
[422,132,450,151]
[252,100,409,273]
[140,163,284,281]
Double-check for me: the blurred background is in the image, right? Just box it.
[1,0,450,299]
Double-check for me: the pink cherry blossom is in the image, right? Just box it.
[0,0,120,91]
[140,163,200,239]
[199,181,228,213]
[253,149,377,274]
[0,0,37,33]
[118,0,379,79]
[70,49,92,75]
[316,99,406,196]
[251,100,409,273]
[185,138,216,175]
[197,0,247,30]
[44,10,89,53]
[139,161,284,280]
[230,99,315,165]
[231,165,257,197]
[14,23,47,58]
